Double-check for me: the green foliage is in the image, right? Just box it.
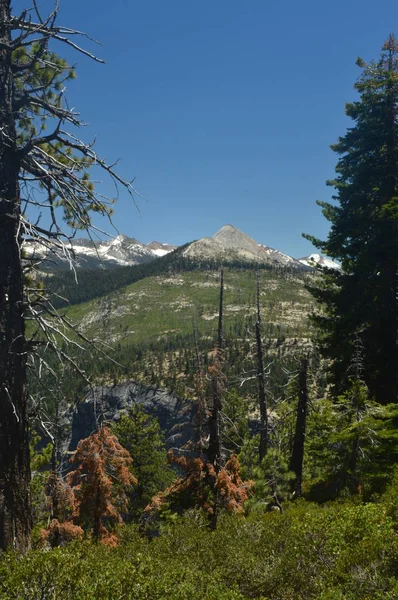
[222,389,252,453]
[29,434,52,527]
[13,41,110,229]
[304,35,398,403]
[305,380,398,500]
[111,405,174,517]
[1,501,398,599]
[44,252,306,309]
[241,442,295,512]
[35,267,314,402]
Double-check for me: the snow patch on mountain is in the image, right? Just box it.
[23,235,177,270]
[298,253,341,270]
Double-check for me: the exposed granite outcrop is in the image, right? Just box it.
[59,381,196,466]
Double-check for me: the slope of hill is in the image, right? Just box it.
[39,266,316,402]
[66,268,315,350]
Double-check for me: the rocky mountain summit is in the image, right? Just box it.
[183,224,304,267]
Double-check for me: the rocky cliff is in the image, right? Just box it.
[59,380,196,466]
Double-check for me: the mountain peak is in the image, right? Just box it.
[214,224,240,235]
[181,224,302,267]
[212,224,261,255]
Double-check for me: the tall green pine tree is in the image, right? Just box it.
[305,35,398,404]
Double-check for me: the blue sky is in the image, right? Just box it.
[18,0,398,257]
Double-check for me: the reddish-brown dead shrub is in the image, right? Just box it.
[40,519,83,548]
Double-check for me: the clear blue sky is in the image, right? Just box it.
[17,0,398,257]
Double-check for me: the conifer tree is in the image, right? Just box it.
[0,1,135,550]
[67,426,137,545]
[305,35,398,404]
[111,405,173,518]
[256,272,268,461]
[289,358,309,497]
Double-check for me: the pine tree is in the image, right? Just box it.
[289,358,309,497]
[67,426,137,545]
[255,271,268,462]
[305,35,398,404]
[111,405,173,518]
[144,453,252,523]
[0,1,135,550]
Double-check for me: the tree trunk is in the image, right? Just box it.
[289,358,308,498]
[256,272,268,462]
[208,269,224,530]
[0,0,31,551]
[208,269,224,470]
[193,319,206,458]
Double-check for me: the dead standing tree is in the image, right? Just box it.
[0,0,136,551]
[289,357,309,497]
[0,0,31,551]
[207,269,224,470]
[256,271,268,462]
[207,269,225,529]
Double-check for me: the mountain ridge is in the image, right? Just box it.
[24,224,338,271]
[24,234,177,270]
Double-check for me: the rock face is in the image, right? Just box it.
[183,224,303,267]
[213,224,263,256]
[60,381,196,466]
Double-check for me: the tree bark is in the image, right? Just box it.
[208,269,224,530]
[0,0,31,551]
[208,269,224,471]
[289,358,308,498]
[256,272,268,462]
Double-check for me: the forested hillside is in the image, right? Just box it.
[30,266,316,405]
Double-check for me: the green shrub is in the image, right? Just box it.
[1,501,397,599]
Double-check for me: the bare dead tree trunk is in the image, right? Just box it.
[193,318,207,458]
[0,0,31,551]
[256,272,268,463]
[289,358,308,498]
[48,401,61,521]
[208,269,224,469]
[217,269,224,352]
[208,269,224,530]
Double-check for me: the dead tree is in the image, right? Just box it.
[192,317,207,458]
[0,0,136,551]
[289,358,309,497]
[207,269,225,529]
[207,269,224,470]
[256,271,268,462]
[0,0,31,551]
